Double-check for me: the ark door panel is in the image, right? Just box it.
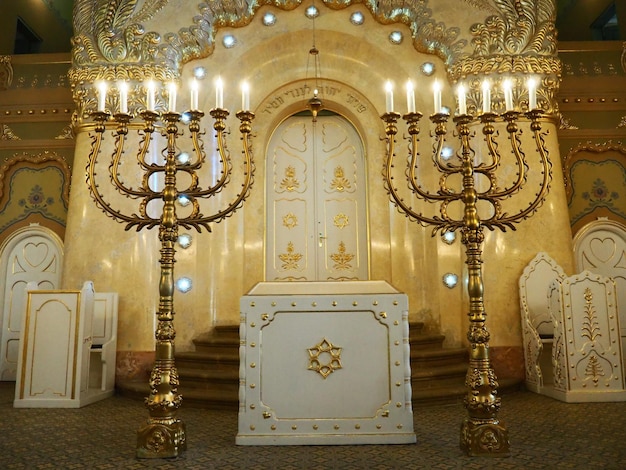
[0,230,63,380]
[266,114,368,281]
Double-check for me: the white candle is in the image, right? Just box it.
[385,81,394,113]
[118,81,128,114]
[433,80,442,114]
[241,81,250,111]
[146,80,155,111]
[216,77,224,109]
[168,82,177,112]
[406,80,415,114]
[457,84,467,115]
[481,79,491,113]
[190,79,199,110]
[502,79,513,111]
[97,81,107,112]
[527,77,537,110]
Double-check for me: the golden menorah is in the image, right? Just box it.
[87,84,254,458]
[382,91,552,455]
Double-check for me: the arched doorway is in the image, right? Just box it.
[266,112,369,281]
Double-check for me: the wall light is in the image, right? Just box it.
[441,230,456,244]
[443,273,458,288]
[176,277,192,293]
[178,233,192,249]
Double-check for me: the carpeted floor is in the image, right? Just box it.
[1,382,625,469]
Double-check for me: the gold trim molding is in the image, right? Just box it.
[70,0,561,117]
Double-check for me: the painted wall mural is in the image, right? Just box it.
[0,151,70,245]
[564,142,626,235]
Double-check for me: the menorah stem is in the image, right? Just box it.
[136,112,186,458]
[455,115,510,456]
[459,227,510,456]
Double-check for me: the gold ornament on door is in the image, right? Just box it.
[330,241,354,270]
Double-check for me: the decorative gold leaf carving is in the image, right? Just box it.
[278,241,303,270]
[584,354,605,384]
[307,338,342,379]
[279,166,300,192]
[73,0,170,66]
[1,125,20,140]
[282,212,298,229]
[581,288,601,342]
[330,166,351,192]
[55,126,75,140]
[0,55,13,90]
[333,213,349,229]
[330,241,354,270]
[451,0,560,113]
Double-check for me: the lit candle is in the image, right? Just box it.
[385,81,394,113]
[433,80,442,114]
[190,79,199,110]
[502,78,513,111]
[118,81,128,114]
[456,84,467,115]
[527,77,537,110]
[146,80,155,112]
[481,79,491,113]
[241,81,250,111]
[97,81,107,112]
[406,80,415,114]
[168,82,177,112]
[216,77,224,109]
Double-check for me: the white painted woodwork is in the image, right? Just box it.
[90,292,119,392]
[14,282,119,408]
[0,225,63,381]
[237,281,415,445]
[266,114,368,281]
[546,271,626,402]
[519,252,565,393]
[574,219,626,366]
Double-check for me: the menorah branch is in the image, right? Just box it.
[88,105,255,458]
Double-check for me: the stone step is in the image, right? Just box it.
[411,362,469,383]
[176,351,238,369]
[116,322,515,409]
[409,333,446,350]
[411,377,522,406]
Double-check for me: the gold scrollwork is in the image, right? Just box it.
[278,241,303,270]
[279,166,300,192]
[581,288,601,342]
[584,354,605,384]
[330,241,354,270]
[0,55,13,90]
[330,166,351,192]
[0,125,20,140]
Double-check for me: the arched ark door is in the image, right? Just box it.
[0,225,63,380]
[266,113,368,281]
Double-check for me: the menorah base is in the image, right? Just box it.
[136,418,187,459]
[460,418,510,456]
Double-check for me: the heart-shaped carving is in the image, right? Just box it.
[23,242,49,268]
[589,237,615,264]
